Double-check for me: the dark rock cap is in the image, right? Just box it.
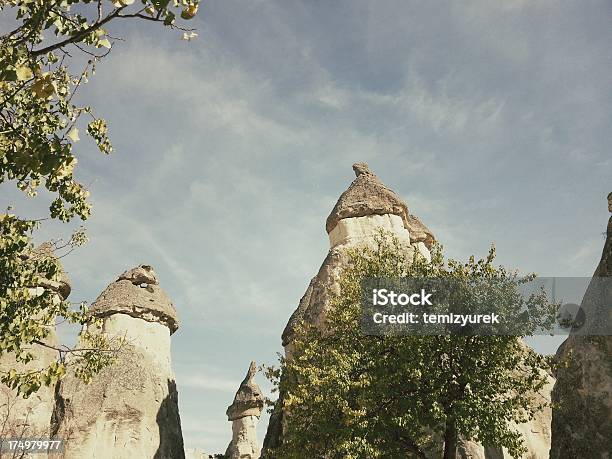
[89,265,179,333]
[325,163,435,248]
[226,361,264,421]
[326,163,410,234]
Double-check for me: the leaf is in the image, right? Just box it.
[31,77,55,99]
[181,5,198,20]
[97,38,112,49]
[16,66,33,81]
[68,127,80,142]
[1,68,17,82]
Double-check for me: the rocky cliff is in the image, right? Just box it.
[550,193,612,458]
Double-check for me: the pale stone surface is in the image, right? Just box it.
[328,213,410,248]
[184,448,212,459]
[226,362,264,459]
[406,214,435,249]
[506,374,554,459]
[414,241,432,262]
[0,340,58,440]
[226,416,261,459]
[52,266,185,459]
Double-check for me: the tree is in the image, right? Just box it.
[0,0,200,396]
[266,232,556,458]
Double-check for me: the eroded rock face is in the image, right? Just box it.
[225,362,264,459]
[458,370,554,459]
[52,265,185,459]
[406,214,435,249]
[550,194,612,458]
[0,337,58,441]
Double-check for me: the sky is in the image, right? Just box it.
[2,0,612,454]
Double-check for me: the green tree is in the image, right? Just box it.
[0,0,199,396]
[266,233,556,458]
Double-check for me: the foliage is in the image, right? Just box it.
[266,232,556,459]
[0,213,121,396]
[0,0,199,395]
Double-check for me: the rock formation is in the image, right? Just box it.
[51,265,185,459]
[458,369,555,459]
[225,361,264,459]
[0,243,70,441]
[550,192,612,458]
[280,163,433,354]
[263,163,554,458]
[265,163,436,451]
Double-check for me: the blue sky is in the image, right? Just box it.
[2,0,611,453]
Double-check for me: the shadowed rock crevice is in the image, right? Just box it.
[154,380,185,459]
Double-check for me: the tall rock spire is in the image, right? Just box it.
[550,193,612,457]
[52,264,185,459]
[264,163,436,452]
[264,164,555,458]
[225,361,264,459]
[280,163,433,349]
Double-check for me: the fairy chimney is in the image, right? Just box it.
[550,193,612,457]
[51,265,185,459]
[280,163,434,352]
[263,164,553,458]
[225,361,264,459]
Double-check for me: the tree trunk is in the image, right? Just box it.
[443,419,458,459]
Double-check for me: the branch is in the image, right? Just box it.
[30,8,124,57]
[116,11,197,32]
[31,339,121,355]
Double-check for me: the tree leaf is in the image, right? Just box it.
[16,65,33,81]
[68,127,80,142]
